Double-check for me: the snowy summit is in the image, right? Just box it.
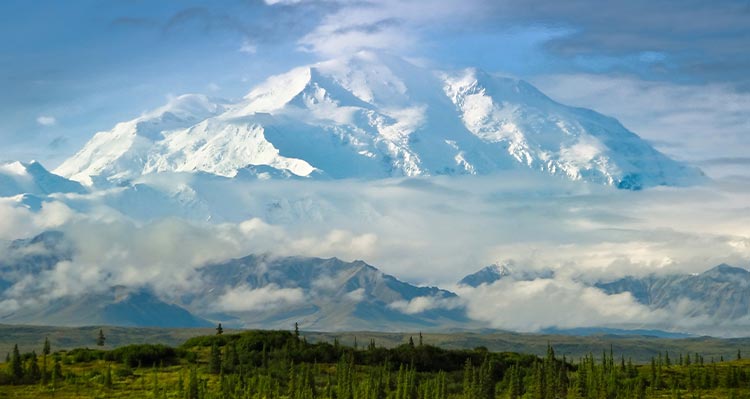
[55,52,703,190]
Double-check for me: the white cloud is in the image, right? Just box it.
[297,0,482,56]
[0,200,73,240]
[345,288,365,302]
[1,171,750,334]
[456,278,665,332]
[36,115,56,126]
[239,40,257,54]
[388,295,463,315]
[215,284,305,312]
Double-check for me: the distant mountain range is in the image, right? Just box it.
[1,231,748,336]
[0,232,470,331]
[596,264,750,321]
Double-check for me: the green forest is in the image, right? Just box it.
[2,325,750,398]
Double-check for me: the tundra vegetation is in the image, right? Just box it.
[1,327,750,398]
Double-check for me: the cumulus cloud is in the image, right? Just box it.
[215,284,305,312]
[345,288,366,303]
[0,200,73,240]
[456,278,665,332]
[388,295,464,315]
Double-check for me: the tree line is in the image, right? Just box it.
[2,326,750,398]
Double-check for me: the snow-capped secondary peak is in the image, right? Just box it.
[0,160,86,197]
[55,53,705,189]
[458,261,555,287]
[54,94,228,186]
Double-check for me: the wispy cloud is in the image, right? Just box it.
[36,116,56,126]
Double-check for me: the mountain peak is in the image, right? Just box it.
[702,264,749,278]
[459,261,556,287]
[53,54,705,189]
[458,262,513,287]
[0,160,86,196]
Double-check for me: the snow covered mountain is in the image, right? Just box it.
[458,262,554,287]
[55,52,704,190]
[0,161,85,197]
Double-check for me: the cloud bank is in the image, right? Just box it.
[1,171,749,334]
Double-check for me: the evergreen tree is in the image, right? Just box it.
[216,323,224,335]
[52,358,62,379]
[10,344,23,383]
[96,329,106,346]
[222,341,239,374]
[187,367,199,399]
[26,351,40,382]
[508,363,523,399]
[209,342,222,374]
[41,337,50,385]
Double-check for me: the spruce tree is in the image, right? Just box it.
[96,329,106,346]
[10,344,23,383]
[42,337,50,385]
[27,351,41,382]
[187,367,199,399]
[222,341,238,374]
[209,342,222,374]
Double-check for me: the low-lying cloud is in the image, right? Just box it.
[1,172,749,334]
[215,284,306,312]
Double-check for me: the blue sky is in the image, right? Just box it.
[1,0,748,173]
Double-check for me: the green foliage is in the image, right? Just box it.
[2,330,750,399]
[105,344,178,368]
